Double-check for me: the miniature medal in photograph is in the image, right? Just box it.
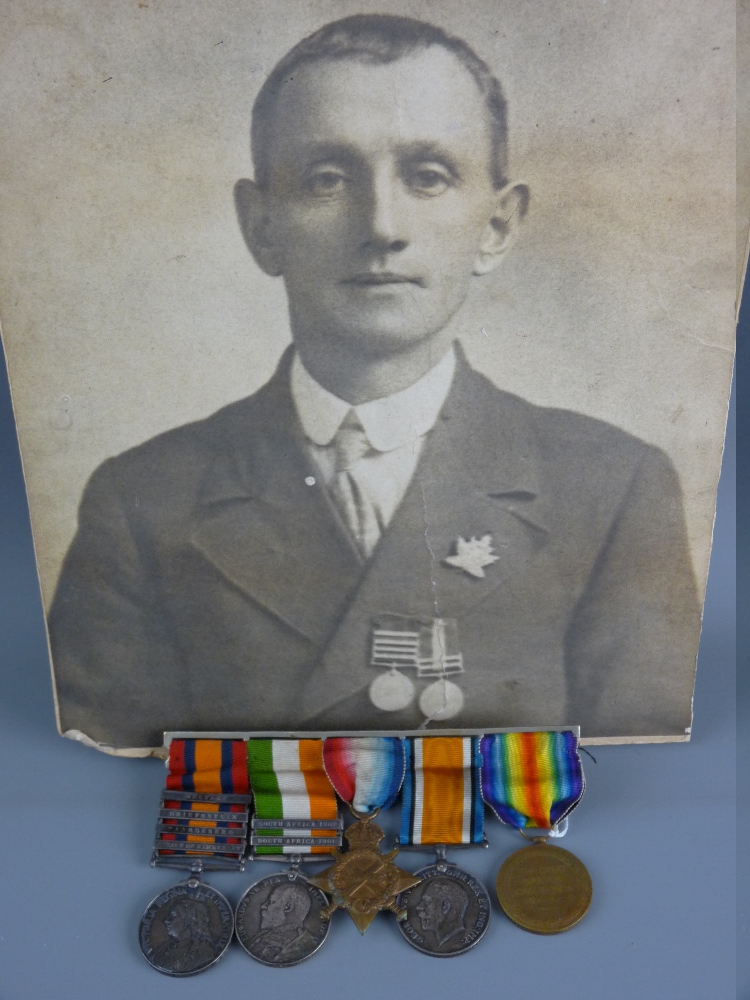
[139,738,251,976]
[368,615,465,721]
[308,737,420,932]
[236,738,342,966]
[396,736,490,956]
[480,731,592,934]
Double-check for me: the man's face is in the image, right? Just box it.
[260,887,290,929]
[258,47,503,358]
[416,887,443,931]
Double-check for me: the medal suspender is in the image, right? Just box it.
[395,736,491,956]
[480,731,592,933]
[139,739,251,977]
[235,738,342,966]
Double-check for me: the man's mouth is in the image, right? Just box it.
[343,272,424,287]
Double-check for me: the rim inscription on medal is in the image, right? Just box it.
[139,879,234,977]
[234,872,331,967]
[396,863,491,957]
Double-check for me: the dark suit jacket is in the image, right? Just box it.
[49,348,701,748]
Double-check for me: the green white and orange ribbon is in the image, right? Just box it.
[246,739,339,855]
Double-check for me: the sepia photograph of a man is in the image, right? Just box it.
[43,14,709,749]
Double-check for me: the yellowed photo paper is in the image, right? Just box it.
[0,0,736,751]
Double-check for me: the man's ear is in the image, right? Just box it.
[233,178,283,277]
[473,181,530,276]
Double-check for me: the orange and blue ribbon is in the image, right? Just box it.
[159,738,248,855]
[399,736,484,845]
[479,731,584,829]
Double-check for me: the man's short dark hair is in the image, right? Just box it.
[251,14,509,190]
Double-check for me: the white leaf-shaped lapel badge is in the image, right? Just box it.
[443,535,500,579]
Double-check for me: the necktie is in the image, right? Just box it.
[329,410,383,558]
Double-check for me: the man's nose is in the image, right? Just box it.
[359,169,408,254]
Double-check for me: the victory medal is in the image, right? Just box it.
[481,731,593,934]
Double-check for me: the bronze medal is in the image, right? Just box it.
[495,841,592,934]
[307,813,421,933]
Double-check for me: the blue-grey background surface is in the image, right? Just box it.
[0,312,737,997]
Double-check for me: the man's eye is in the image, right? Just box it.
[304,169,348,196]
[406,166,454,195]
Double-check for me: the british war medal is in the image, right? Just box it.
[480,731,591,934]
[308,737,420,932]
[237,738,342,966]
[396,736,491,956]
[139,738,251,976]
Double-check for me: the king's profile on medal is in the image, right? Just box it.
[49,13,701,748]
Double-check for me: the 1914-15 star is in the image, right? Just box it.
[307,815,421,933]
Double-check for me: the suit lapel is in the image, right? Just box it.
[300,358,552,720]
[190,362,363,647]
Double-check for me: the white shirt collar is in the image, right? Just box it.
[290,347,456,452]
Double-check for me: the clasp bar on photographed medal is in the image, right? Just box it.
[151,789,252,871]
[248,816,344,857]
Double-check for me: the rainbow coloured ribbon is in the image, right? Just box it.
[157,738,250,860]
[323,737,405,814]
[399,736,484,845]
[479,731,585,830]
[246,739,339,855]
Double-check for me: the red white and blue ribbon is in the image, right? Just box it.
[323,737,405,814]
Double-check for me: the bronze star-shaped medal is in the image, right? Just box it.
[307,815,421,933]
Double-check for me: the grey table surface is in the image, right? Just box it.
[0,337,737,999]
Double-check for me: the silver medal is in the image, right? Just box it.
[397,863,491,957]
[235,871,331,966]
[139,877,234,976]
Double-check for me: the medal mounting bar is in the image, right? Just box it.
[249,816,344,858]
[151,788,252,872]
[395,838,489,852]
